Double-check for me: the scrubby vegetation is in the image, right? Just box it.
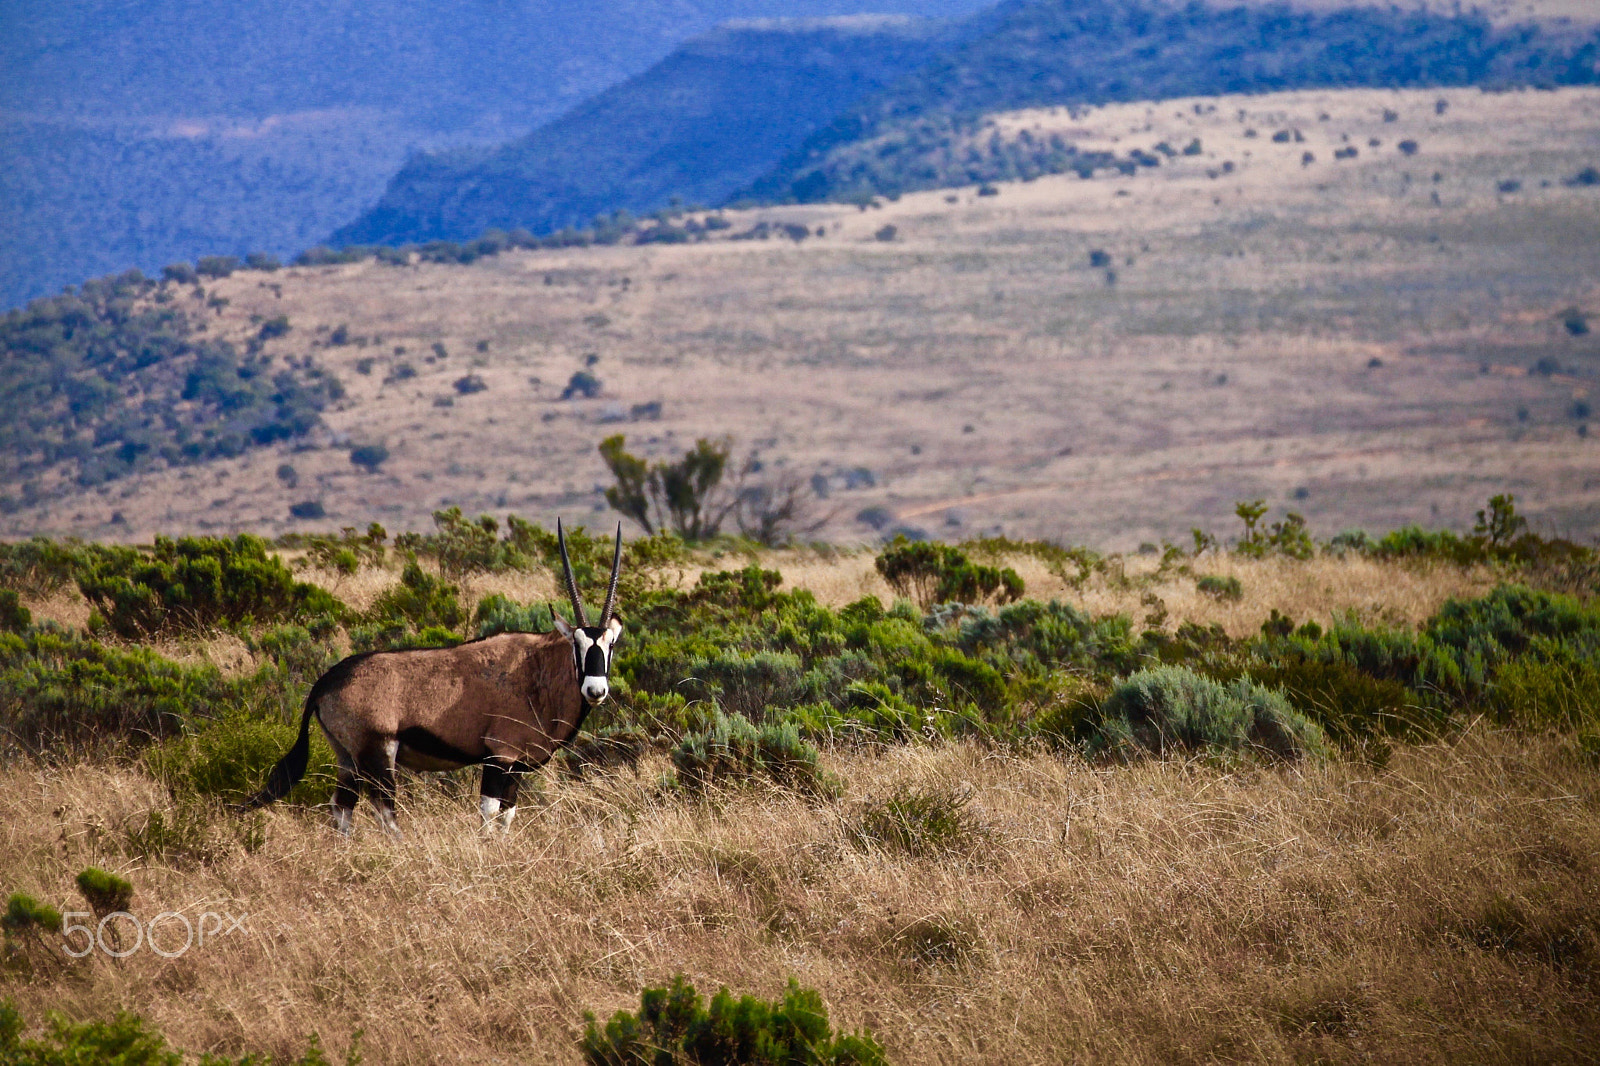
[581,974,885,1066]
[0,495,1596,1062]
[0,1000,362,1065]
[0,271,340,503]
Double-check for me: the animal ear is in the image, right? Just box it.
[551,610,574,639]
[605,616,623,643]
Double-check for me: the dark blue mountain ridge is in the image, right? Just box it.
[331,16,968,246]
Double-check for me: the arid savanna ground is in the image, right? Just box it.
[6,85,1598,549]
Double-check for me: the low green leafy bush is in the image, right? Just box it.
[580,974,886,1066]
[848,783,987,860]
[0,537,84,596]
[76,534,342,638]
[875,537,1023,609]
[1096,665,1328,760]
[0,628,237,754]
[143,707,334,805]
[350,560,464,650]
[1244,657,1423,747]
[2,894,63,975]
[670,710,838,797]
[1196,574,1243,600]
[0,589,29,632]
[74,867,132,919]
[473,594,554,638]
[0,1000,363,1066]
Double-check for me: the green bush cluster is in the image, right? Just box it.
[390,507,686,597]
[77,535,341,638]
[847,783,986,860]
[581,974,886,1066]
[670,710,838,798]
[0,270,340,495]
[282,524,387,575]
[0,627,238,753]
[1095,665,1329,761]
[73,867,132,919]
[349,560,464,651]
[0,999,362,1066]
[874,536,1024,609]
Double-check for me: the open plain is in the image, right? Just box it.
[5,85,1598,549]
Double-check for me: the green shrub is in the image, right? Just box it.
[143,707,334,805]
[474,594,554,638]
[875,537,1023,609]
[0,629,237,754]
[363,560,464,633]
[683,649,805,721]
[74,867,132,919]
[598,434,733,539]
[2,894,62,937]
[1196,574,1243,600]
[296,524,387,572]
[0,589,29,632]
[670,710,837,797]
[3,894,64,975]
[580,974,886,1066]
[0,1000,361,1066]
[0,538,83,596]
[1245,657,1424,747]
[76,534,342,638]
[1492,651,1600,732]
[1096,665,1328,760]
[848,783,986,859]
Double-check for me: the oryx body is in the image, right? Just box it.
[245,521,622,834]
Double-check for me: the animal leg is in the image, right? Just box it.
[496,771,521,832]
[331,747,360,836]
[479,762,509,832]
[357,739,402,838]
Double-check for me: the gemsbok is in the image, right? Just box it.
[244,520,624,834]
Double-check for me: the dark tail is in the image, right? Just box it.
[239,694,316,811]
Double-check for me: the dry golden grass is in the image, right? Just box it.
[3,727,1597,1063]
[7,85,1597,550]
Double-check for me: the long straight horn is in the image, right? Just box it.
[600,523,623,628]
[557,518,588,627]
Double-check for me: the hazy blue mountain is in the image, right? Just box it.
[333,16,965,246]
[0,0,987,309]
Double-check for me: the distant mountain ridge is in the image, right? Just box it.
[338,0,1600,246]
[0,0,985,309]
[332,17,964,246]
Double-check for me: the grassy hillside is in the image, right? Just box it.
[0,518,1596,1062]
[7,85,1595,547]
[332,18,963,247]
[744,0,1600,203]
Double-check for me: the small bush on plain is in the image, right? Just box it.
[581,974,886,1066]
